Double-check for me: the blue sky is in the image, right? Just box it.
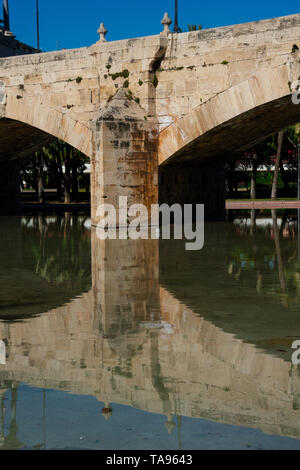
[5,1,300,51]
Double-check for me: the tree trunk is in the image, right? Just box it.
[271,209,286,293]
[227,161,235,198]
[37,151,44,204]
[250,154,258,199]
[71,151,78,199]
[271,131,284,199]
[55,154,64,201]
[279,158,292,195]
[64,152,71,204]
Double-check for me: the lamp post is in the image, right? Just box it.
[174,0,179,33]
[36,0,40,51]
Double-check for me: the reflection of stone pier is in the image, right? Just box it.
[91,231,160,346]
[0,233,300,441]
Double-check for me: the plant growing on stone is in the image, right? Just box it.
[152,74,158,88]
[188,24,202,31]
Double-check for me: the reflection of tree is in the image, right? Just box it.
[271,209,286,293]
[21,215,91,292]
[250,209,256,236]
[0,383,24,450]
[227,211,300,305]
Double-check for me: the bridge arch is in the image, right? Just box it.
[1,95,92,159]
[0,96,93,213]
[158,63,300,165]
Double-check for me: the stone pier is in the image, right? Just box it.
[91,89,158,226]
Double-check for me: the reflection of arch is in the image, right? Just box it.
[158,64,300,165]
[159,228,300,361]
[1,96,92,160]
[0,341,5,365]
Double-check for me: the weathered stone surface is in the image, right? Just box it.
[91,89,158,226]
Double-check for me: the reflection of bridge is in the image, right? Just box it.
[1,232,300,441]
[1,14,300,219]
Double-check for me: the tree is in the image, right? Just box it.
[20,139,89,203]
[271,131,283,199]
[229,125,300,200]
[188,24,203,31]
[250,153,258,199]
[36,150,45,203]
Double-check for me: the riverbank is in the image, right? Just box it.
[17,202,90,214]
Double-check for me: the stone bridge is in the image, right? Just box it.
[1,13,300,219]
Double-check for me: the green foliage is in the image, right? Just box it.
[227,125,300,199]
[221,60,229,65]
[20,139,90,201]
[21,214,91,291]
[110,72,119,80]
[110,69,130,80]
[152,74,158,88]
[123,80,129,88]
[188,24,203,31]
[138,79,143,86]
[76,76,82,83]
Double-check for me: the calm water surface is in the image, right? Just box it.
[1,210,300,449]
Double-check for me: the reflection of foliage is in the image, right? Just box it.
[21,215,91,293]
[227,211,300,307]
